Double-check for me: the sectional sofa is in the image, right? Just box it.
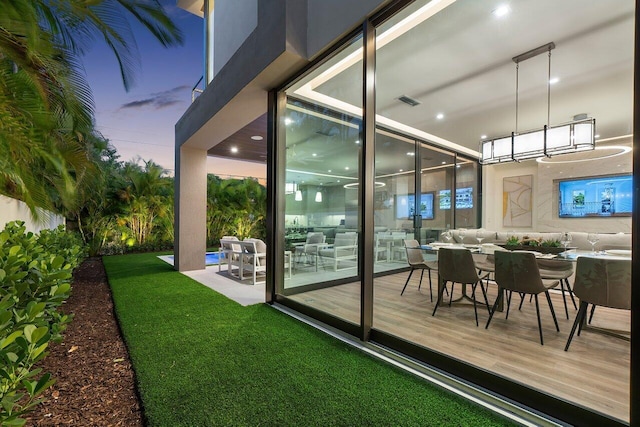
[449,229,631,251]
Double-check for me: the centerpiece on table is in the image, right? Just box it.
[500,236,566,254]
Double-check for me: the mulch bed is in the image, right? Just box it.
[26,257,144,426]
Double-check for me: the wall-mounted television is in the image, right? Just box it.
[438,187,474,210]
[558,174,632,218]
[395,193,434,220]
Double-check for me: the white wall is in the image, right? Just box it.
[0,195,65,233]
[482,141,632,233]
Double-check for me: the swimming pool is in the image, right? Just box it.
[166,252,220,265]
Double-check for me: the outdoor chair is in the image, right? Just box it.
[242,238,267,285]
[295,232,326,267]
[317,232,358,271]
[390,232,407,261]
[218,236,242,276]
[564,257,631,351]
[485,251,560,345]
[374,231,391,262]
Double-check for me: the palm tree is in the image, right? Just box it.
[0,0,183,215]
[119,160,172,245]
[206,176,267,242]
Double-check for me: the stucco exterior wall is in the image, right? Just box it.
[306,0,388,58]
[0,195,65,233]
[213,0,258,76]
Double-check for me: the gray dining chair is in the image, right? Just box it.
[536,259,576,319]
[400,239,438,301]
[432,247,490,326]
[564,257,631,351]
[485,251,560,345]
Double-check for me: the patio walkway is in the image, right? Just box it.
[158,255,265,306]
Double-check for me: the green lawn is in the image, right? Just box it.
[103,253,516,426]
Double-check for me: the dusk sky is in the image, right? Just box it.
[81,1,203,175]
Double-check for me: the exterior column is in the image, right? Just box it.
[174,145,207,271]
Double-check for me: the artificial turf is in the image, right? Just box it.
[103,253,517,426]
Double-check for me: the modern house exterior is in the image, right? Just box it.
[175,1,638,425]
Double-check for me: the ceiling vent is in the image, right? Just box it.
[398,95,421,107]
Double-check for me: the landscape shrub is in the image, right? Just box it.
[0,221,85,426]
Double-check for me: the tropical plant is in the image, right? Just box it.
[0,0,183,215]
[206,176,266,244]
[541,239,561,247]
[0,222,84,425]
[118,160,172,246]
[505,236,520,246]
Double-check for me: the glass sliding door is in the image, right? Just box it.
[372,130,416,272]
[370,0,632,423]
[277,33,363,325]
[454,159,479,229]
[419,143,455,244]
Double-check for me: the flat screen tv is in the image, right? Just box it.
[558,174,632,218]
[395,193,434,220]
[438,187,474,210]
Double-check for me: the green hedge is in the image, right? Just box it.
[0,222,85,426]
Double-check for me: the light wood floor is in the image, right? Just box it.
[288,272,631,423]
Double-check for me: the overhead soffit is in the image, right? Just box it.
[214,0,633,186]
[208,114,267,163]
[177,0,205,17]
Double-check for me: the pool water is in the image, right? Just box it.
[205,252,220,265]
[167,252,220,265]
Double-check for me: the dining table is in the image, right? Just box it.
[420,243,631,312]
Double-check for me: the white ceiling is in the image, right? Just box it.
[277,0,633,187]
[315,0,634,147]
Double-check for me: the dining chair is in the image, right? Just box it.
[564,257,631,351]
[432,247,490,326]
[536,259,576,319]
[400,239,438,301]
[485,251,560,345]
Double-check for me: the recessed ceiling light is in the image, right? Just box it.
[481,135,487,139]
[355,140,361,144]
[399,169,404,172]
[251,135,263,141]
[230,147,238,153]
[455,164,461,168]
[312,153,317,157]
[595,134,600,138]
[492,4,511,18]
[284,117,293,126]
[436,113,444,120]
[345,166,350,170]
[549,77,560,85]
[441,161,447,165]
[328,169,332,173]
[406,152,415,156]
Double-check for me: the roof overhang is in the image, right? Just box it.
[177,0,206,18]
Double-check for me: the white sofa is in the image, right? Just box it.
[448,229,631,251]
